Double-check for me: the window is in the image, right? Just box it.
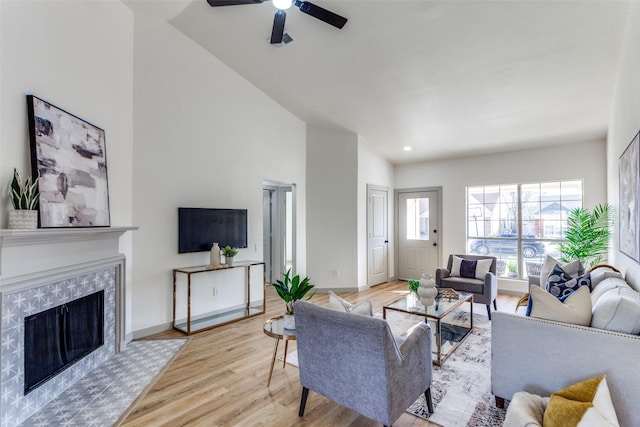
[466,181,582,279]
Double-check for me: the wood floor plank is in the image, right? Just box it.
[123,281,514,426]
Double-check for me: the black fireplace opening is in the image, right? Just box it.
[24,290,104,394]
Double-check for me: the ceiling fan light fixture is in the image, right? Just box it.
[273,0,292,10]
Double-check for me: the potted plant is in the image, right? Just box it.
[221,245,239,266]
[408,279,420,295]
[8,168,39,229]
[271,268,315,330]
[507,260,518,278]
[560,203,613,269]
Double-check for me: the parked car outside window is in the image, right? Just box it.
[469,234,545,258]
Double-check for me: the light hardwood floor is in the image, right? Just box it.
[121,282,518,427]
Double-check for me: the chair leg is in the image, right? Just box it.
[299,387,309,417]
[425,387,434,414]
[486,304,492,320]
[495,396,505,408]
[493,299,497,310]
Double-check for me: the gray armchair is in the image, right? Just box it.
[294,300,433,427]
[436,254,498,319]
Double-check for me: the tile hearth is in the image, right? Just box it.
[19,339,186,427]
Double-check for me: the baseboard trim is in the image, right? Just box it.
[132,322,173,340]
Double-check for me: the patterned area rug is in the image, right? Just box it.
[19,339,187,427]
[401,311,507,426]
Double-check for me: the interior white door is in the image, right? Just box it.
[367,186,388,286]
[263,189,274,283]
[397,190,440,280]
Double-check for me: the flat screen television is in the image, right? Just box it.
[178,208,248,253]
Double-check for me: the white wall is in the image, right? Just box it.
[0,1,135,325]
[607,1,640,290]
[357,136,395,288]
[306,126,358,289]
[395,140,607,293]
[132,15,306,334]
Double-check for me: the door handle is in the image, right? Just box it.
[433,243,437,246]
[384,240,389,244]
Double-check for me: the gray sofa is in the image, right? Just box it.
[492,299,640,426]
[294,300,433,427]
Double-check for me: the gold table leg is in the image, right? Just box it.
[267,338,280,387]
[283,340,289,368]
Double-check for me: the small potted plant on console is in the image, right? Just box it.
[222,245,239,266]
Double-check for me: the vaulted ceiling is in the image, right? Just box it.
[126,0,629,164]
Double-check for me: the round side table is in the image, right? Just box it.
[263,316,297,387]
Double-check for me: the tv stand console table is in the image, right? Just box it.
[173,261,266,335]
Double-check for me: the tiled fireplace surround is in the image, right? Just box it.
[0,228,134,427]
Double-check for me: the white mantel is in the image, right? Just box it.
[0,226,137,289]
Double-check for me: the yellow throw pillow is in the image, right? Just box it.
[543,375,619,427]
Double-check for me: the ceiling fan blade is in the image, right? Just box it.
[294,1,347,29]
[206,0,264,6]
[270,10,286,44]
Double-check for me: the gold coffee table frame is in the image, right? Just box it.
[383,291,473,366]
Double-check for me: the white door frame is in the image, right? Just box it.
[395,186,443,280]
[263,182,297,282]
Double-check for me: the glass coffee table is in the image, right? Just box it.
[383,291,473,366]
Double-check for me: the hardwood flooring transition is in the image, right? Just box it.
[121,281,519,427]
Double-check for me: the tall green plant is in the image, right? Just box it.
[271,269,315,314]
[560,203,613,269]
[9,168,39,210]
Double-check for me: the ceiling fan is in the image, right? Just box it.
[206,0,348,44]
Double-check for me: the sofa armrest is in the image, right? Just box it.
[491,311,640,426]
[397,322,431,359]
[436,268,450,286]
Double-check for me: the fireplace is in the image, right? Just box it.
[0,226,134,427]
[24,290,105,394]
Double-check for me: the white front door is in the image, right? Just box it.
[367,185,388,286]
[397,189,441,280]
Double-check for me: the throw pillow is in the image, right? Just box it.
[539,256,584,292]
[328,291,373,316]
[543,375,619,427]
[545,264,591,298]
[590,277,630,306]
[529,285,592,326]
[589,266,623,290]
[591,286,640,334]
[474,258,493,280]
[450,256,492,280]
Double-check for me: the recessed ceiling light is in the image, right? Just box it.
[403,146,412,151]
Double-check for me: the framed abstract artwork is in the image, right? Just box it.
[619,131,640,262]
[27,95,111,227]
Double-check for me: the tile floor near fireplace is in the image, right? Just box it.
[19,339,186,427]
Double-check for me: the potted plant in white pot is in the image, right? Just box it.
[271,269,315,330]
[221,245,239,266]
[8,168,39,229]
